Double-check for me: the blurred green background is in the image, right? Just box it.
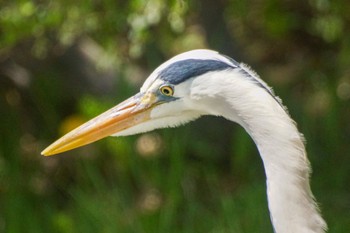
[0,0,349,232]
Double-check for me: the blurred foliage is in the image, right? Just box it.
[0,0,350,232]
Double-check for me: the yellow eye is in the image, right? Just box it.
[159,85,174,96]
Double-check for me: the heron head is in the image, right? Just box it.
[41,49,237,156]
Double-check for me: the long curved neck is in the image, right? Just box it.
[236,103,327,233]
[192,71,327,233]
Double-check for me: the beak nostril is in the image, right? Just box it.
[140,93,156,105]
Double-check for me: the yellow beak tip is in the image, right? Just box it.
[41,150,50,156]
[41,147,56,156]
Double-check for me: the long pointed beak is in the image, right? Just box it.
[41,92,157,156]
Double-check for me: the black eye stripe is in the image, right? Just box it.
[158,59,235,85]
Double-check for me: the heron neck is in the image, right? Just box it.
[239,109,326,233]
[222,87,326,233]
[192,71,327,233]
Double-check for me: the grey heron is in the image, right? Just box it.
[42,49,327,233]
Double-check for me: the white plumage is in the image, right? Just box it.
[42,49,327,233]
